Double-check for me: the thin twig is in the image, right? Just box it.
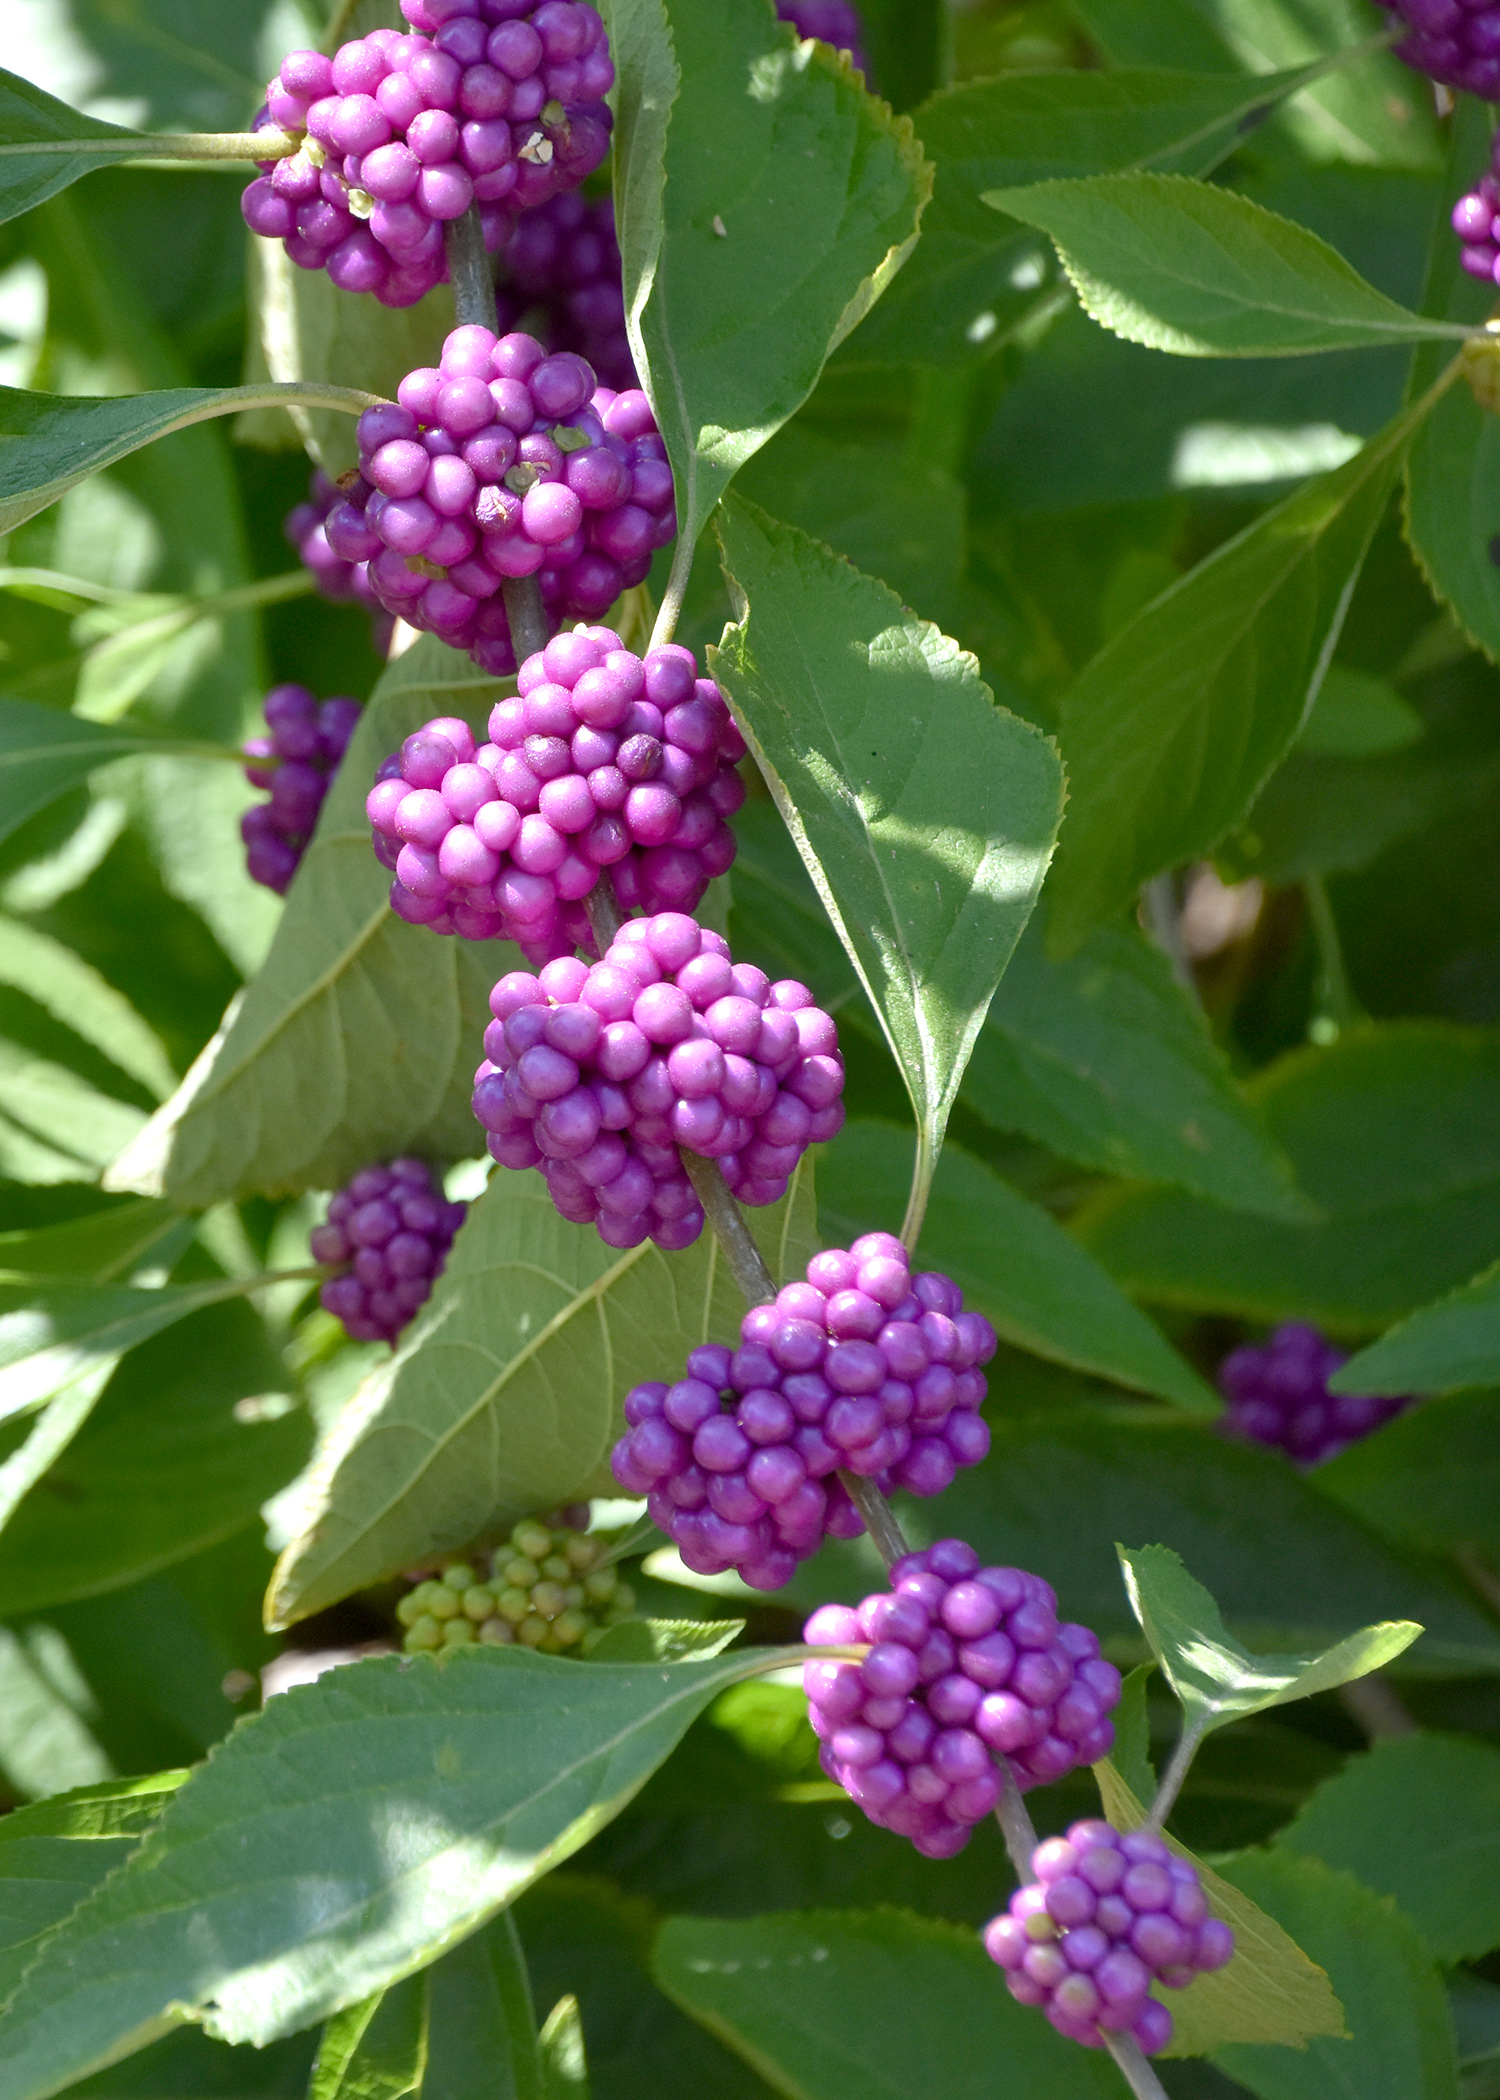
[502,575,551,664]
[679,1150,777,1305]
[836,1473,909,1571]
[1104,2035,1173,2100]
[991,1753,1039,1882]
[1141,873,1195,996]
[1144,1721,1204,1834]
[445,206,495,331]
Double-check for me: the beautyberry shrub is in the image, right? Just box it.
[397,1509,634,1652]
[1218,1322,1411,1465]
[241,685,360,894]
[495,192,635,391]
[312,1158,466,1343]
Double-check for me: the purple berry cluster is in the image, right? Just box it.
[612,1236,996,1588]
[777,0,870,76]
[1217,1323,1409,1466]
[496,193,635,393]
[475,912,845,1244]
[285,470,384,615]
[313,1158,467,1344]
[801,1541,1123,1856]
[241,6,611,308]
[1385,1,1500,97]
[367,632,743,957]
[241,685,361,895]
[1453,140,1500,282]
[984,1821,1234,2056]
[323,332,674,668]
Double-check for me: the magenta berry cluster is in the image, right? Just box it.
[285,470,384,614]
[474,912,844,1240]
[241,685,361,895]
[368,631,742,957]
[777,0,870,76]
[985,1821,1234,2056]
[801,1541,1123,1856]
[495,193,635,392]
[1385,1,1500,97]
[1452,138,1500,283]
[612,1236,996,1589]
[242,6,611,308]
[313,1158,466,1344]
[1217,1322,1409,1466]
[324,331,674,668]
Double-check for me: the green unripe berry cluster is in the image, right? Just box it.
[396,1512,635,1656]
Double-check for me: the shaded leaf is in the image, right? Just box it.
[1278,1732,1500,1964]
[1093,1762,1345,2055]
[1330,1261,1500,1397]
[1295,664,1423,758]
[714,497,1064,1226]
[986,175,1457,358]
[1046,397,1430,953]
[308,1980,427,2100]
[612,0,930,555]
[0,914,175,1101]
[1214,1849,1457,2099]
[0,698,154,853]
[424,1913,545,2100]
[267,1159,817,1626]
[0,67,146,228]
[0,1643,795,2094]
[538,1997,588,2100]
[0,1042,146,1187]
[1118,1541,1420,1739]
[585,1620,745,1664]
[0,1202,183,1283]
[1316,1390,1500,1561]
[819,1120,1217,1411]
[1111,1662,1158,1806]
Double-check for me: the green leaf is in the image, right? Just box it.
[0,1274,269,1426]
[849,62,1354,366]
[1405,364,1500,664]
[0,1625,113,1804]
[0,383,379,538]
[1074,1024,1500,1330]
[0,67,147,229]
[538,1997,589,2100]
[0,1201,183,1282]
[1295,664,1424,757]
[586,1620,745,1664]
[888,1409,1500,1673]
[819,1120,1218,1411]
[0,1773,185,2011]
[611,0,930,558]
[0,1042,147,1187]
[1045,397,1428,953]
[267,1158,817,1625]
[1316,1390,1500,1562]
[309,1980,427,2100]
[1092,1762,1346,2055]
[0,1644,795,2096]
[1214,1849,1459,2100]
[1278,1732,1500,1964]
[654,1908,1123,2098]
[0,915,175,1101]
[424,1914,545,2100]
[106,639,508,1207]
[1118,1541,1421,1740]
[971,919,1302,1217]
[1330,1261,1500,1397]
[1111,1662,1158,1805]
[985,174,1459,358]
[713,496,1064,1227]
[0,1296,308,1616]
[0,699,154,853]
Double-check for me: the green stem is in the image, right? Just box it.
[651,529,695,649]
[1144,1719,1206,1832]
[1303,874,1361,1042]
[0,565,313,614]
[899,1125,935,1253]
[0,130,299,162]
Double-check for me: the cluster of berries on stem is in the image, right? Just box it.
[1386,1,1500,99]
[284,470,388,637]
[477,911,844,1245]
[612,1235,994,1586]
[242,685,360,894]
[495,192,635,391]
[1217,1322,1410,1465]
[325,331,674,667]
[312,1158,466,1343]
[801,1539,1123,1857]
[242,2,611,307]
[397,1509,633,1652]
[985,1821,1234,2057]
[369,634,738,955]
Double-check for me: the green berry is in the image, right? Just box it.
[531,1580,567,1619]
[565,1535,599,1571]
[426,1584,461,1621]
[442,1562,476,1592]
[540,1552,571,1582]
[441,1618,476,1647]
[517,1614,548,1647]
[513,1521,552,1562]
[404,1615,443,1652]
[479,1617,515,1645]
[613,1581,636,1616]
[462,1585,496,1622]
[396,1592,427,1627]
[503,1555,539,1588]
[553,1609,590,1647]
[497,1585,530,1623]
[584,1568,617,1603]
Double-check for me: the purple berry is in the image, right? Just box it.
[984,1823,1234,2054]
[1216,1323,1411,1466]
[776,0,869,77]
[241,683,362,894]
[315,1157,465,1343]
[1385,1,1500,97]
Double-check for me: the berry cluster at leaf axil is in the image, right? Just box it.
[495,192,635,391]
[313,1158,466,1343]
[1217,1322,1410,1465]
[241,685,360,894]
[1386,1,1500,98]
[397,1509,634,1651]
[985,1821,1234,2056]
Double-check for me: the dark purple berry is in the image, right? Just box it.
[1217,1323,1411,1466]
[315,1157,465,1343]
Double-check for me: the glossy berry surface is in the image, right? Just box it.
[313,1157,466,1343]
[475,912,844,1244]
[1452,140,1500,284]
[496,192,635,392]
[330,329,674,667]
[803,1542,1123,1855]
[612,1234,996,1588]
[985,1821,1234,2055]
[1217,1322,1410,1465]
[369,632,741,955]
[241,8,612,307]
[1385,2,1500,97]
[242,684,361,894]
[285,469,386,621]
[776,0,869,75]
[397,1509,634,1653]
